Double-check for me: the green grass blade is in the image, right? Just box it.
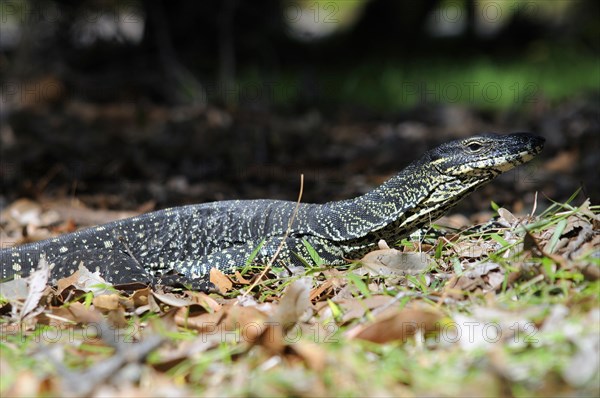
[302,239,325,267]
[547,219,567,254]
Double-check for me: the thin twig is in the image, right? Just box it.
[530,191,538,217]
[241,174,304,297]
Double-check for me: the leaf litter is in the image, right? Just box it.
[0,195,599,396]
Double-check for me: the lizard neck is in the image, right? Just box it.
[307,157,442,241]
[311,155,490,245]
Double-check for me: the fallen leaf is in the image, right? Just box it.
[498,207,519,227]
[93,294,120,311]
[38,302,102,326]
[5,370,46,397]
[288,341,327,371]
[360,249,432,275]
[0,278,29,301]
[464,262,501,278]
[75,265,110,292]
[18,256,51,320]
[233,271,251,284]
[315,295,394,324]
[131,287,151,306]
[175,303,269,345]
[56,264,110,295]
[309,279,334,302]
[56,271,83,295]
[210,268,233,293]
[175,307,223,333]
[453,239,495,258]
[272,277,312,330]
[106,307,128,329]
[347,304,442,343]
[188,291,222,312]
[222,305,269,342]
[151,291,194,307]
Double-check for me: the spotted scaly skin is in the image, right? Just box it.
[1,133,544,290]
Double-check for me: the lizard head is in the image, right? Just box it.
[428,132,545,180]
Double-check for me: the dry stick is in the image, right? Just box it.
[530,191,538,218]
[240,174,305,297]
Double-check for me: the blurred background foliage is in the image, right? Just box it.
[1,0,597,110]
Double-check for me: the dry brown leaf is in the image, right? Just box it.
[38,302,103,327]
[175,303,269,345]
[50,219,78,234]
[566,224,594,255]
[449,262,507,294]
[106,307,128,329]
[454,238,500,259]
[360,249,432,275]
[151,291,194,307]
[498,207,519,226]
[347,305,443,344]
[486,271,506,291]
[56,264,110,295]
[18,256,51,320]
[93,294,120,311]
[0,278,29,301]
[288,341,327,372]
[131,287,151,307]
[175,307,223,332]
[256,323,286,354]
[1,199,62,244]
[272,278,312,330]
[56,271,83,295]
[449,274,486,294]
[580,264,600,281]
[152,334,224,373]
[222,305,269,339]
[188,291,222,312]
[147,293,161,313]
[544,214,587,254]
[210,268,233,293]
[233,271,251,284]
[114,292,136,313]
[315,295,395,324]
[66,304,103,327]
[464,262,501,278]
[3,198,44,226]
[74,265,109,292]
[309,269,346,301]
[309,279,334,301]
[37,307,78,328]
[48,199,139,227]
[5,370,47,397]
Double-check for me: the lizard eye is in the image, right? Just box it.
[466,142,483,152]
